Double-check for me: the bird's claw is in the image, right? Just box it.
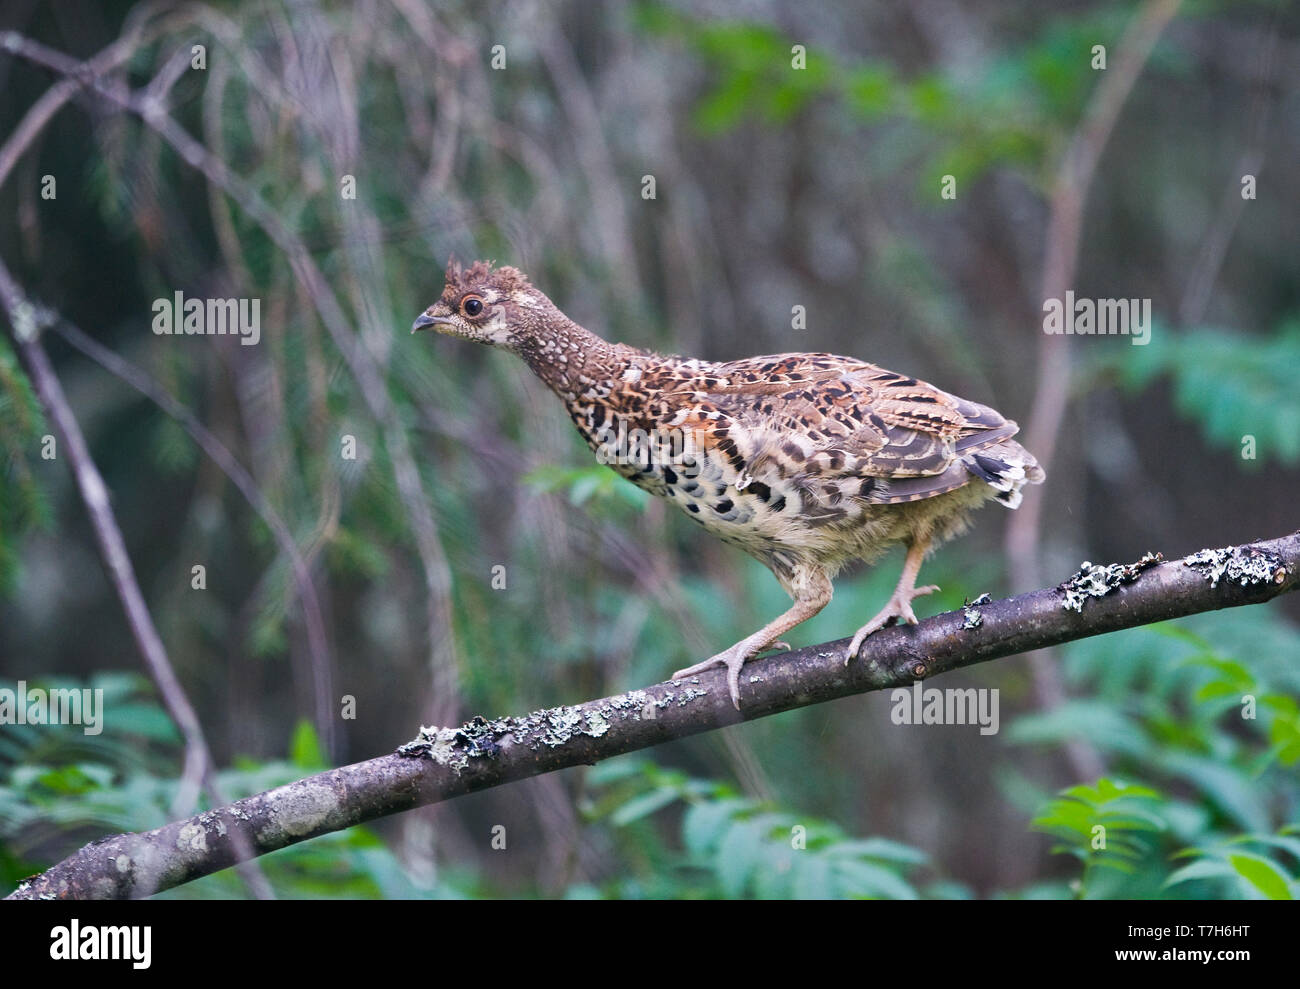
[672,644,757,710]
[844,584,940,664]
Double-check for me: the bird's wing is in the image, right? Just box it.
[674,353,1024,503]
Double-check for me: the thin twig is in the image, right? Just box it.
[0,258,275,900]
[1178,24,1279,327]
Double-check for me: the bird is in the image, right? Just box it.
[414,259,1045,709]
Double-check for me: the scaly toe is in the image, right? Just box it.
[671,656,724,681]
[846,586,942,663]
[725,656,745,710]
[900,585,941,624]
[845,621,884,665]
[673,647,754,709]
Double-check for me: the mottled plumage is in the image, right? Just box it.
[415,260,1045,707]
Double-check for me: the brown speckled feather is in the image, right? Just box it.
[683,354,1020,494]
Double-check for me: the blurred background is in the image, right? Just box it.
[1,0,1298,899]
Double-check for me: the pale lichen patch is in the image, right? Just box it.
[1059,552,1162,612]
[398,684,714,773]
[962,593,991,629]
[1183,545,1288,589]
[265,782,339,840]
[538,707,585,747]
[91,877,118,898]
[398,726,469,771]
[176,822,207,853]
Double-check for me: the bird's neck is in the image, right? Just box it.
[515,314,631,402]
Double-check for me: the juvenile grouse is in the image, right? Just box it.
[414,260,1045,708]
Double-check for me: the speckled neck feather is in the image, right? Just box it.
[511,308,640,403]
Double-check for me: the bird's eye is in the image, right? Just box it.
[461,296,484,317]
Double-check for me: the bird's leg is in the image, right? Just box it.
[673,569,832,710]
[846,538,938,663]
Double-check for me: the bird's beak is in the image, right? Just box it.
[411,312,454,334]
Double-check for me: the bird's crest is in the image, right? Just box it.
[441,256,533,304]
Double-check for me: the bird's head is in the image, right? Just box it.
[411,258,551,352]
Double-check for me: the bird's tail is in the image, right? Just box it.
[962,440,1045,508]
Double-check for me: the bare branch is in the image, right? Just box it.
[0,258,273,900]
[8,532,1296,900]
[1006,0,1184,780]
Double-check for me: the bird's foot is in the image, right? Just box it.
[672,638,770,711]
[844,584,940,664]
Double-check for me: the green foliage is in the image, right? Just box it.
[1032,778,1166,892]
[1168,831,1300,900]
[523,463,650,512]
[0,336,51,593]
[634,1,1134,191]
[289,720,327,770]
[0,677,461,898]
[1018,607,1300,899]
[1101,321,1300,466]
[578,758,933,899]
[148,416,199,474]
[658,20,832,133]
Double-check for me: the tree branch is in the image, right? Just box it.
[0,259,273,900]
[7,532,1296,900]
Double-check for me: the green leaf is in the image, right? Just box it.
[110,702,182,743]
[1104,322,1300,466]
[1165,858,1237,888]
[682,798,749,858]
[610,787,680,826]
[828,837,929,866]
[1195,680,1244,702]
[1008,702,1150,757]
[289,720,325,770]
[1228,854,1292,900]
[834,858,918,899]
[717,819,765,898]
[585,757,648,786]
[791,853,835,899]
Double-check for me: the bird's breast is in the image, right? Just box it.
[562,392,897,561]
